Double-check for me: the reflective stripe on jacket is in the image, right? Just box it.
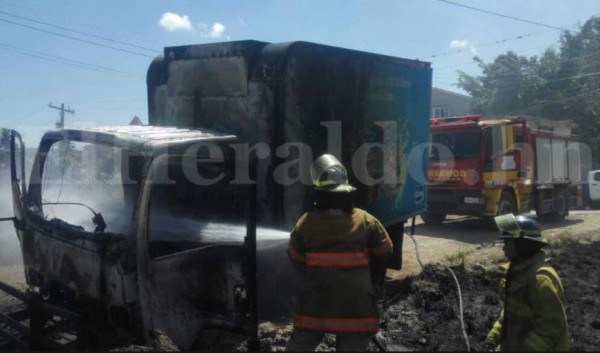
[288,208,390,333]
[486,252,569,351]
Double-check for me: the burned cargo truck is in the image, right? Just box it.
[147,40,432,243]
[3,40,431,350]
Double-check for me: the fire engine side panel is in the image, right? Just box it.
[535,137,553,184]
[535,134,581,185]
[567,141,581,183]
[551,139,568,182]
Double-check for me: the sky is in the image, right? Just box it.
[0,0,598,146]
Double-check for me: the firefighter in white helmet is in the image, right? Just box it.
[285,154,393,351]
[486,214,569,351]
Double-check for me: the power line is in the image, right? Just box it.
[0,43,144,79]
[426,29,556,59]
[433,44,600,75]
[0,42,143,78]
[79,107,146,112]
[447,70,600,92]
[0,17,154,58]
[0,0,164,47]
[521,87,600,110]
[440,71,600,103]
[0,10,159,53]
[433,44,554,71]
[74,98,146,104]
[12,105,48,125]
[437,0,570,31]
[433,68,600,87]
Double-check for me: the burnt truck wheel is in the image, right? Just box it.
[497,192,517,216]
[420,211,447,225]
[551,190,569,222]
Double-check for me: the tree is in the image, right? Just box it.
[457,51,561,118]
[456,16,600,167]
[0,128,10,167]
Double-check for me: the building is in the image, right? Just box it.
[431,87,472,118]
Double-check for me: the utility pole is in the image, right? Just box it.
[48,103,75,129]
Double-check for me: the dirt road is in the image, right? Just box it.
[394,210,599,278]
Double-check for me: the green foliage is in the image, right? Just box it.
[0,128,11,165]
[456,16,600,167]
[445,247,474,268]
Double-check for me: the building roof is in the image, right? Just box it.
[432,87,472,99]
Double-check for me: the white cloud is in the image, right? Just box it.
[450,39,468,49]
[159,12,192,31]
[196,22,228,39]
[208,22,226,38]
[449,39,477,54]
[159,13,228,39]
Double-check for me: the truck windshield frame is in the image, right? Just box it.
[30,135,142,237]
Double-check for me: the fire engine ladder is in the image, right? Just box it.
[0,281,81,351]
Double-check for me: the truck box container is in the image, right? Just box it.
[147,40,432,231]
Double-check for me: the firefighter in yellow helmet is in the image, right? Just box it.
[486,214,569,351]
[285,154,393,352]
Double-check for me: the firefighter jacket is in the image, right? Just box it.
[486,251,569,351]
[287,208,392,333]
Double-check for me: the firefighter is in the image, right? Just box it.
[285,154,393,352]
[486,214,569,351]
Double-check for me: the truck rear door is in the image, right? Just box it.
[136,143,255,349]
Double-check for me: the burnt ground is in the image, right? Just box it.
[251,235,600,351]
[1,216,599,351]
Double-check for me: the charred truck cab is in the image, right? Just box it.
[425,115,585,224]
[3,40,432,349]
[7,126,279,349]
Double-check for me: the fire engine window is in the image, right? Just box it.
[147,158,247,259]
[513,125,524,144]
[430,130,481,160]
[40,140,133,234]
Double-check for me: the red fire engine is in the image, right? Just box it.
[423,115,585,224]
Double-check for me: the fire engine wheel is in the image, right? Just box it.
[420,211,447,225]
[551,190,569,222]
[497,192,516,216]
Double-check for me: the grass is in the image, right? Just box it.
[444,247,475,268]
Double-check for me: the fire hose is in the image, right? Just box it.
[383,218,471,352]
